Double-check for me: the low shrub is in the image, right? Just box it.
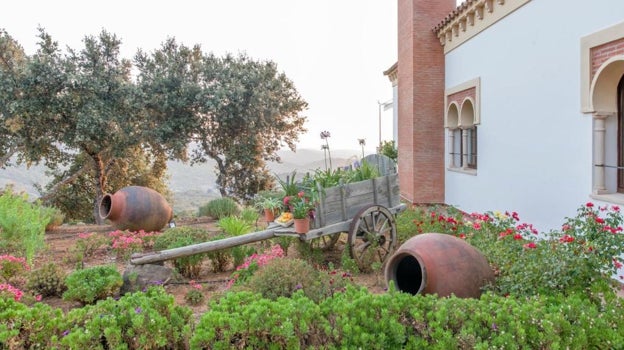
[153,227,211,278]
[0,296,64,348]
[60,287,193,349]
[198,197,239,219]
[184,281,205,306]
[26,263,67,298]
[63,265,123,305]
[192,286,624,349]
[240,257,352,303]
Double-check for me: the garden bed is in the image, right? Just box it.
[37,216,386,315]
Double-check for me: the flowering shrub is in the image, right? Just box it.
[185,280,205,306]
[0,254,29,283]
[73,232,109,259]
[228,245,285,288]
[0,283,25,301]
[108,230,158,261]
[401,203,624,300]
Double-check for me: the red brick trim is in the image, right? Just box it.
[590,38,624,81]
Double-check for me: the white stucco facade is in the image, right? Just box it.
[443,0,624,230]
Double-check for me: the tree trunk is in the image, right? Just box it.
[92,153,107,225]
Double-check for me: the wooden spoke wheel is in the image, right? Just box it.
[310,232,342,251]
[347,205,398,272]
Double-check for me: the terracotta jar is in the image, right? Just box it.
[385,233,494,298]
[99,186,173,232]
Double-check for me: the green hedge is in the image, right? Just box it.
[2,287,624,349]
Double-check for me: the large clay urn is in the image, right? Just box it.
[385,233,494,298]
[99,186,173,232]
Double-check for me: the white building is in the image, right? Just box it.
[390,0,624,230]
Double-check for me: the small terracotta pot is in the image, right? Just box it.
[293,217,310,234]
[264,208,277,222]
[385,233,494,298]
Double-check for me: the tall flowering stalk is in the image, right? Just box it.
[320,131,332,170]
[358,138,366,159]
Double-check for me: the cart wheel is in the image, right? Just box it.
[310,233,342,251]
[347,205,398,272]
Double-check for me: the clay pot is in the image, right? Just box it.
[99,186,173,232]
[385,233,494,298]
[264,208,277,223]
[293,217,310,234]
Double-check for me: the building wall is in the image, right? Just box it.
[444,0,624,230]
[397,0,455,204]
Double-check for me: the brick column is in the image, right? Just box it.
[397,0,454,203]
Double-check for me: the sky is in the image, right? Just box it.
[1,0,400,153]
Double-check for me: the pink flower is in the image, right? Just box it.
[613,205,620,212]
[472,222,481,230]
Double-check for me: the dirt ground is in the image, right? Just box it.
[38,217,386,315]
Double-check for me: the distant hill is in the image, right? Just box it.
[0,148,363,215]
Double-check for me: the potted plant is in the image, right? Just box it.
[255,196,282,222]
[288,191,316,234]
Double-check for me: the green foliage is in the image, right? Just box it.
[137,45,308,201]
[240,258,353,303]
[0,296,65,349]
[61,286,193,349]
[184,289,205,306]
[41,206,64,230]
[0,187,49,264]
[205,233,233,273]
[253,195,283,211]
[63,265,123,305]
[378,140,398,161]
[239,206,260,225]
[26,263,67,297]
[153,227,211,278]
[345,160,380,183]
[218,216,255,267]
[198,197,240,219]
[192,291,325,349]
[217,215,252,236]
[192,287,624,349]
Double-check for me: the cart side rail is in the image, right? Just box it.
[314,172,400,227]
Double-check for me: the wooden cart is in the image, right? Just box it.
[131,171,405,271]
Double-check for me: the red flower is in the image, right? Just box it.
[586,202,594,207]
[595,217,605,224]
[523,242,537,249]
[513,233,523,240]
[473,222,481,230]
[459,233,466,239]
[559,234,575,243]
[613,205,620,212]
